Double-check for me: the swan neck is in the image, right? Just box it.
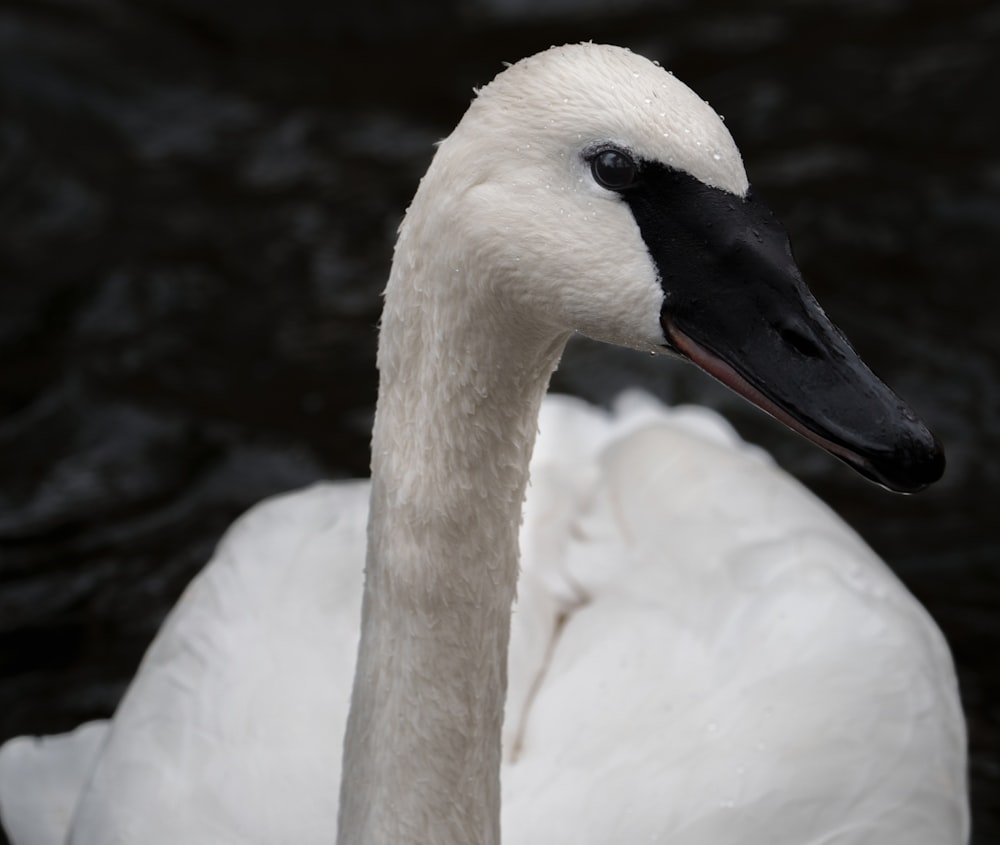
[337,229,569,845]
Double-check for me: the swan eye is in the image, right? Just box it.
[590,148,638,190]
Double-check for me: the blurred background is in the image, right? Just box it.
[0,0,997,841]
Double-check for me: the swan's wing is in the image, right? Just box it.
[0,721,108,845]
[507,391,772,747]
[506,405,968,844]
[60,480,370,845]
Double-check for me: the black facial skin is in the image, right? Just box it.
[588,147,944,494]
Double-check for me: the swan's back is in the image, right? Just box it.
[505,393,967,844]
[1,393,965,844]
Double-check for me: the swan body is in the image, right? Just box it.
[0,43,967,845]
[0,395,968,845]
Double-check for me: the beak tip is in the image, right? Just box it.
[913,428,947,488]
[864,422,946,494]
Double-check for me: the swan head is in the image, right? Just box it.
[397,43,943,493]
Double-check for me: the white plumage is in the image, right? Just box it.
[0,43,967,845]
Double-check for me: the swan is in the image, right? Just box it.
[0,43,968,845]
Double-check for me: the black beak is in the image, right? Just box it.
[623,164,944,493]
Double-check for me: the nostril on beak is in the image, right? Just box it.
[776,321,825,359]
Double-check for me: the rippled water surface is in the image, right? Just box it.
[1,0,998,841]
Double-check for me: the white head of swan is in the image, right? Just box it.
[0,41,964,845]
[339,42,944,845]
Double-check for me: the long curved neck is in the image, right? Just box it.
[337,206,569,845]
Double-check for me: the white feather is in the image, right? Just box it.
[0,722,107,845]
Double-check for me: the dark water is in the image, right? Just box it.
[1,0,997,841]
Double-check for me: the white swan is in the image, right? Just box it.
[0,43,967,845]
